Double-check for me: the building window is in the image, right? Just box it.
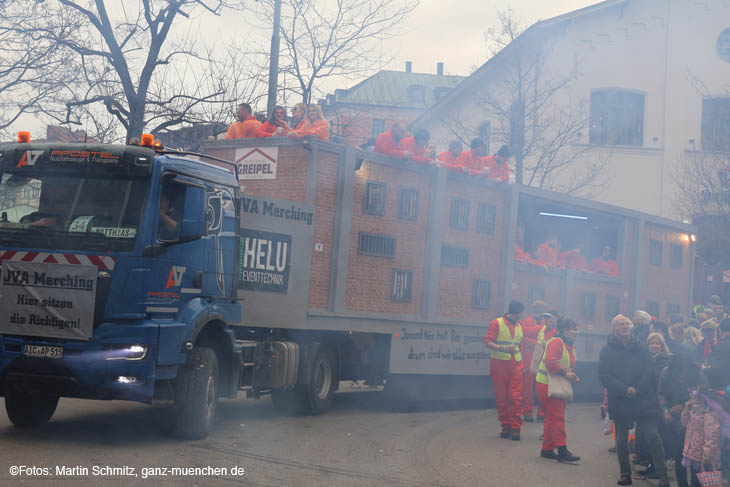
[358,232,395,258]
[649,239,663,266]
[479,121,491,154]
[434,87,451,100]
[449,198,470,230]
[589,90,644,146]
[363,181,386,216]
[397,188,419,221]
[670,244,683,269]
[528,286,545,306]
[472,279,491,309]
[440,245,469,268]
[392,269,413,302]
[371,118,386,138]
[701,98,730,151]
[605,296,621,323]
[580,292,597,320]
[667,303,680,316]
[717,28,730,63]
[476,203,497,234]
[407,85,426,103]
[647,300,660,318]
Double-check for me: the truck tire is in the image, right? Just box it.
[173,347,219,439]
[4,387,59,427]
[298,345,337,415]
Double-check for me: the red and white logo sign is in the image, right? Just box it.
[16,150,44,168]
[234,147,278,181]
[166,266,186,288]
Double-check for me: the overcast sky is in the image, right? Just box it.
[373,0,599,78]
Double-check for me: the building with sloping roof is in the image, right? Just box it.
[413,0,730,220]
[320,62,464,146]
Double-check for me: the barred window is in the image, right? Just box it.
[363,181,386,216]
[605,296,620,323]
[528,286,545,306]
[472,279,491,309]
[392,269,413,302]
[647,300,660,318]
[398,188,419,221]
[476,203,497,234]
[450,198,470,230]
[667,303,680,316]
[440,245,469,268]
[358,232,395,258]
[580,292,597,320]
[670,244,683,269]
[649,239,663,266]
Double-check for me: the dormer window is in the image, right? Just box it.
[407,85,426,102]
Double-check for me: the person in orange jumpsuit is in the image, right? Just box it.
[374,123,409,159]
[520,300,548,422]
[226,103,262,139]
[535,310,560,420]
[484,300,525,440]
[590,245,620,276]
[254,106,290,137]
[536,235,562,268]
[290,103,309,131]
[399,129,434,163]
[514,226,537,264]
[536,318,581,462]
[289,105,329,140]
[457,138,489,175]
[436,140,464,171]
[484,144,511,182]
[559,242,589,271]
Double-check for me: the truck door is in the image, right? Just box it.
[202,185,236,298]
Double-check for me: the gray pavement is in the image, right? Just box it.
[0,388,669,486]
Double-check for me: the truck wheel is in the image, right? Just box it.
[173,347,219,439]
[299,345,337,414]
[4,387,59,427]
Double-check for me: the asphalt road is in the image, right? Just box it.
[0,386,666,487]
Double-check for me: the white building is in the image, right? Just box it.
[414,0,730,219]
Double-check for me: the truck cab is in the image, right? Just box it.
[0,137,241,437]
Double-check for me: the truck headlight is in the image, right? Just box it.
[105,345,148,361]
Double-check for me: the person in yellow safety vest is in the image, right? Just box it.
[484,300,526,441]
[536,318,581,463]
[520,300,548,423]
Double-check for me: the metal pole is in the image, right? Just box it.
[266,0,282,117]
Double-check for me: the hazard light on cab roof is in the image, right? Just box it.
[140,133,154,147]
[17,131,30,143]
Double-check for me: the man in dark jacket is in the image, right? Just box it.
[631,310,652,346]
[705,318,730,390]
[599,314,670,487]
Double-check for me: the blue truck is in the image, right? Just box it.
[0,136,333,439]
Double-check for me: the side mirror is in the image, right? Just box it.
[180,186,205,241]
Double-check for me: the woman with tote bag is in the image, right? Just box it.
[536,318,581,463]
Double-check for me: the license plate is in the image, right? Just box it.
[23,345,64,359]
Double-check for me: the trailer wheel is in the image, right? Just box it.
[299,345,337,414]
[173,347,219,439]
[4,387,59,427]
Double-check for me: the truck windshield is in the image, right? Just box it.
[0,171,148,252]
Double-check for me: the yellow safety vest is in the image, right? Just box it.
[536,337,574,385]
[537,325,546,346]
[490,317,523,361]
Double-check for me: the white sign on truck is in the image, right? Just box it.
[0,261,97,340]
[235,147,278,180]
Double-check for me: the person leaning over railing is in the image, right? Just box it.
[289,105,329,141]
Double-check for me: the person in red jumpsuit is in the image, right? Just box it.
[520,300,548,422]
[457,138,489,175]
[436,140,464,171]
[536,318,581,463]
[399,129,434,163]
[559,242,589,271]
[484,300,525,440]
[590,245,620,276]
[374,123,409,159]
[536,235,562,268]
[483,144,511,182]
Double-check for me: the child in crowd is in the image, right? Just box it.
[681,391,723,487]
